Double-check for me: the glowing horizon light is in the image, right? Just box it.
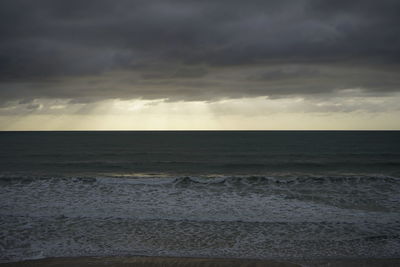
[1,94,400,130]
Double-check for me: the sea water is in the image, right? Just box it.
[1,131,400,262]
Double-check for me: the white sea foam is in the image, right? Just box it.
[1,174,400,262]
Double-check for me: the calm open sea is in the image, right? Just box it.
[1,131,400,262]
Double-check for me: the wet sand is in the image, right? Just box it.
[1,257,400,267]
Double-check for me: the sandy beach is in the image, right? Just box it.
[1,257,400,267]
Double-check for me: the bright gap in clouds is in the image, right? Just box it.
[1,94,400,130]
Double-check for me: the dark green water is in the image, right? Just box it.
[1,131,400,176]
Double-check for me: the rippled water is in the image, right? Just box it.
[1,131,400,262]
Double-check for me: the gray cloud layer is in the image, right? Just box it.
[0,0,399,103]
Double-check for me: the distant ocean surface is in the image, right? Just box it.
[1,131,400,262]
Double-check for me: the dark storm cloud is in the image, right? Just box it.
[0,0,399,103]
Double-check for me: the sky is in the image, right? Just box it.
[0,0,400,130]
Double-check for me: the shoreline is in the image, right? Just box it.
[1,256,400,267]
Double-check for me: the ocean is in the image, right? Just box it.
[1,131,400,262]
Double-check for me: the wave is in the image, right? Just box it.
[1,173,399,186]
[1,172,400,222]
[2,174,400,262]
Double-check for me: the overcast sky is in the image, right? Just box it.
[1,0,399,130]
